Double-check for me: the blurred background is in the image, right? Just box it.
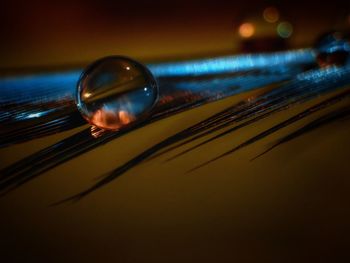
[1,1,350,263]
[1,0,349,70]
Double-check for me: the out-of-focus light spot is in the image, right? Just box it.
[126,66,130,70]
[238,23,255,38]
[277,22,293,38]
[27,112,43,119]
[83,92,92,98]
[263,6,280,23]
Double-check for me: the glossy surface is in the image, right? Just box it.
[76,56,158,130]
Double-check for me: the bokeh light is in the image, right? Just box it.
[238,23,255,38]
[263,7,280,23]
[277,22,293,38]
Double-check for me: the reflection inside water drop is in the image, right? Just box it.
[315,31,350,68]
[76,56,158,130]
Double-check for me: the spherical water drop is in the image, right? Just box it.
[76,56,158,130]
[315,31,350,68]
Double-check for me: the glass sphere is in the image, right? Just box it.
[315,31,350,68]
[76,56,158,130]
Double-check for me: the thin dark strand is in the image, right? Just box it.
[147,98,267,161]
[251,105,350,161]
[165,91,316,160]
[51,136,192,205]
[189,88,350,171]
[167,70,350,161]
[155,79,324,160]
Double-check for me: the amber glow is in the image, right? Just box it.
[118,110,133,125]
[83,92,92,98]
[90,109,135,130]
[238,23,255,38]
[263,7,280,23]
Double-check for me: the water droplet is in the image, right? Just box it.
[76,56,158,130]
[315,31,350,68]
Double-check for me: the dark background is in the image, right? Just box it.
[1,1,350,262]
[1,0,349,69]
